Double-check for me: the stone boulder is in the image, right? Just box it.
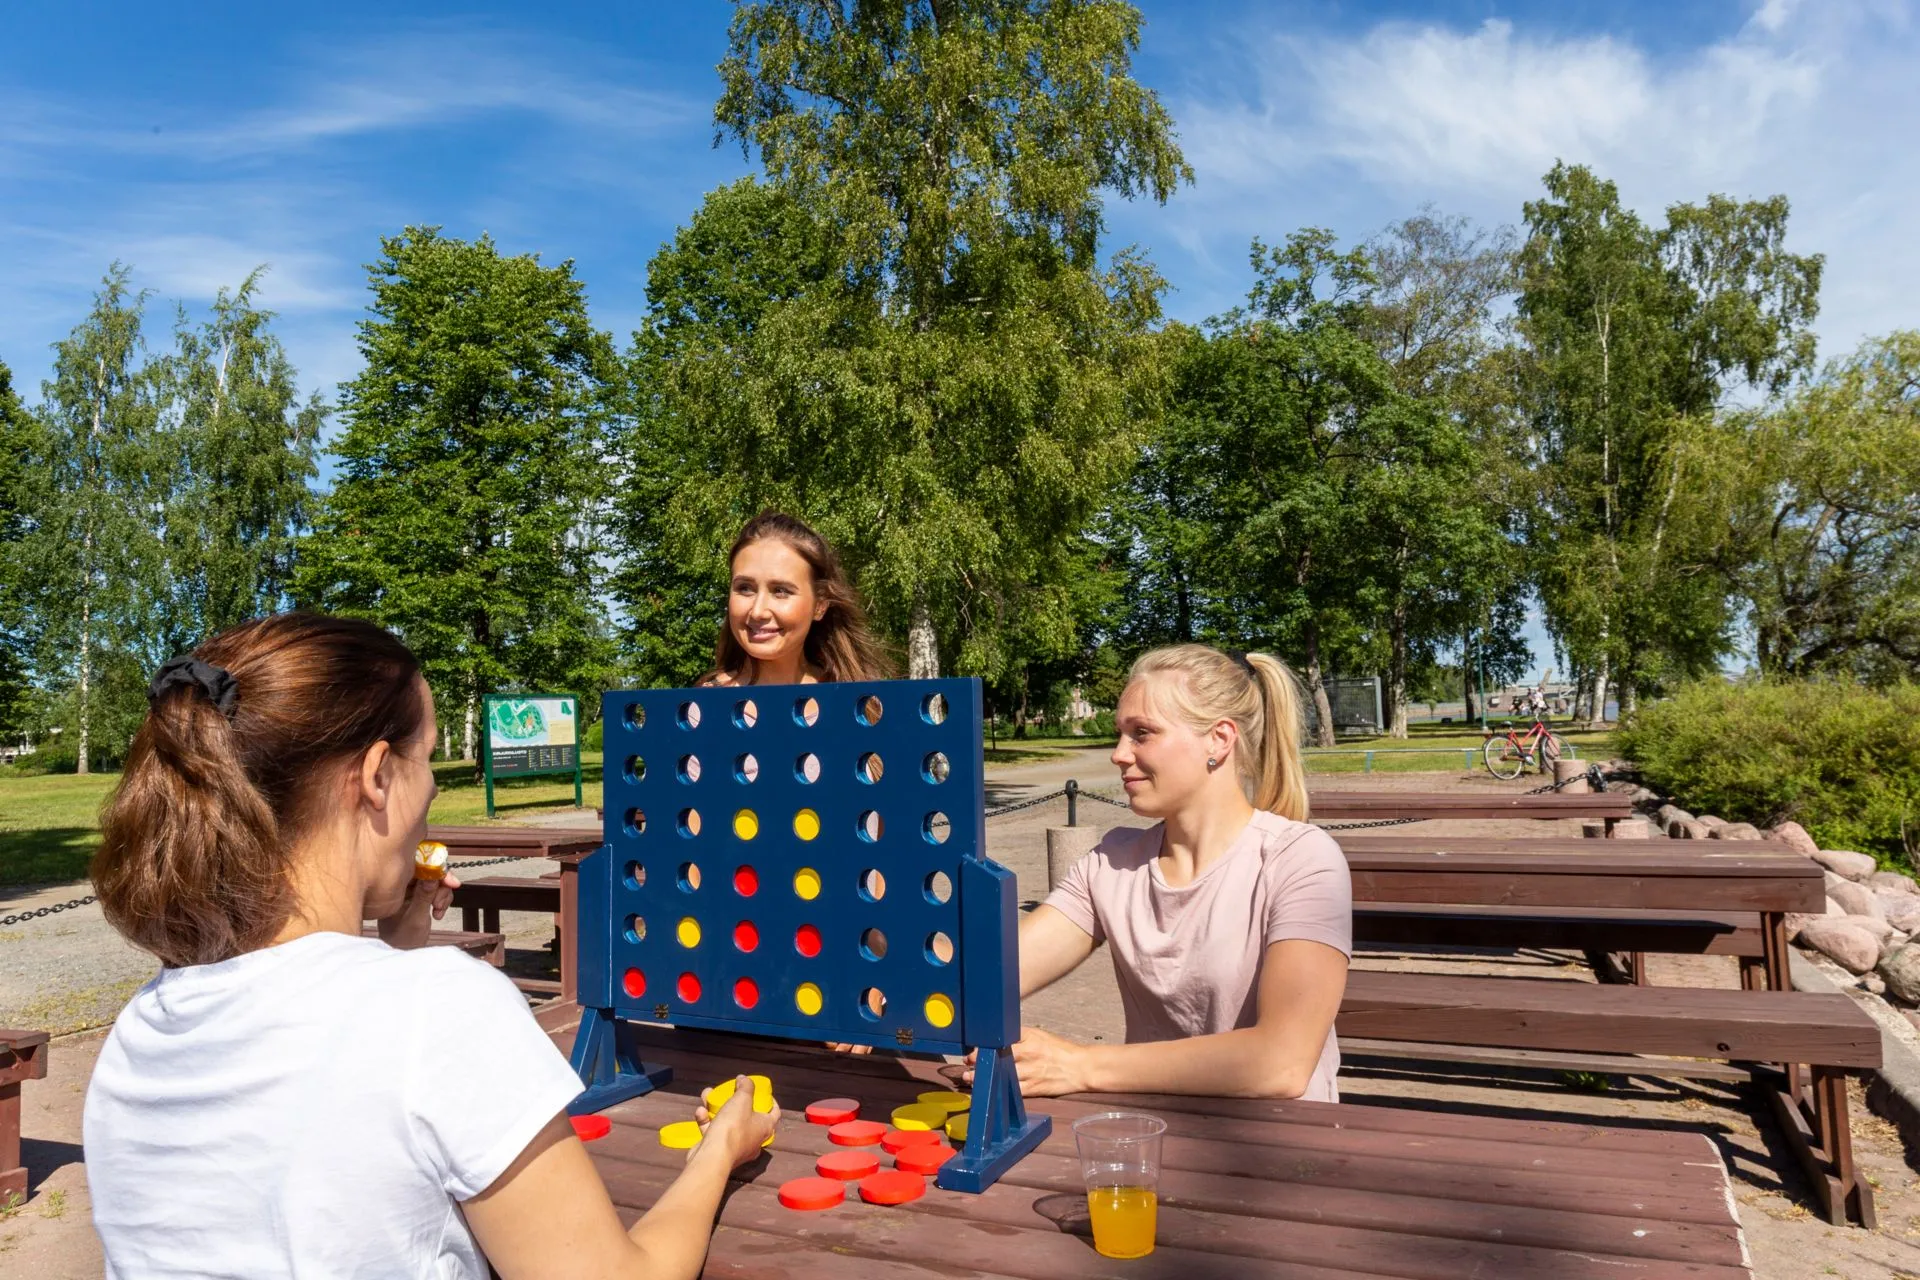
[1882,894,1920,935]
[1698,814,1727,829]
[1799,918,1883,974]
[1838,913,1896,944]
[1672,819,1711,839]
[1810,848,1878,880]
[1880,942,1920,1004]
[1868,870,1918,895]
[1825,873,1886,920]
[1767,820,1819,855]
[1708,822,1763,841]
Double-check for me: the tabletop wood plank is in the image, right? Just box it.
[1311,792,1636,820]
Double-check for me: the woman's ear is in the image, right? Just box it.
[357,740,395,812]
[1208,719,1240,769]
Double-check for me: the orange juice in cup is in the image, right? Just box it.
[1072,1112,1166,1259]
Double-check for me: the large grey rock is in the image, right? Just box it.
[1799,919,1882,973]
[1880,942,1920,1004]
[1673,819,1711,839]
[1868,871,1918,895]
[1708,822,1764,841]
[1631,786,1661,808]
[1811,848,1878,880]
[1768,820,1819,855]
[1698,814,1727,829]
[1883,894,1920,935]
[1838,912,1896,943]
[1825,874,1886,920]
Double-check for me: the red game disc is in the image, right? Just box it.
[857,1169,927,1205]
[778,1176,847,1211]
[881,1127,942,1154]
[569,1114,611,1142]
[816,1149,881,1181]
[805,1098,861,1126]
[827,1120,888,1147]
[894,1143,956,1177]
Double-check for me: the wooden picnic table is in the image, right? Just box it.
[533,1007,1752,1279]
[1342,842,1821,991]
[1310,790,1635,822]
[427,824,601,1003]
[1,1029,48,1200]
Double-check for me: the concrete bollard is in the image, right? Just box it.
[1047,825,1100,892]
[1581,820,1607,839]
[1609,817,1654,839]
[1552,759,1590,793]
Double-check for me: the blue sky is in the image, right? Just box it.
[6,0,1918,673]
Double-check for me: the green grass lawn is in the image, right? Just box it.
[1304,721,1616,774]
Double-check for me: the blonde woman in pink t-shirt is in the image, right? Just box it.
[1009,644,1351,1101]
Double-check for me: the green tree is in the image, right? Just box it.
[679,0,1189,680]
[16,267,163,772]
[297,229,618,757]
[0,359,37,740]
[161,270,325,646]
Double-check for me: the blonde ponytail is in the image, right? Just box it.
[1126,645,1311,821]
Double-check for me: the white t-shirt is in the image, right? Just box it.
[85,931,584,1279]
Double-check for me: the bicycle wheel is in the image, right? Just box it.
[1484,737,1525,780]
[1538,731,1563,774]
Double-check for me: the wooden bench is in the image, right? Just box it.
[1339,968,1883,1227]
[452,875,562,934]
[1312,791,1635,822]
[428,825,600,1004]
[360,926,506,967]
[0,1029,49,1200]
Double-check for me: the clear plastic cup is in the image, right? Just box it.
[1071,1112,1166,1258]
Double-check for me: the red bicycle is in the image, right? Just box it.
[1483,716,1563,780]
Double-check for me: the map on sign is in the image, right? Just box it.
[487,696,578,776]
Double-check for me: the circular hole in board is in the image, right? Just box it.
[624,915,647,944]
[923,812,951,845]
[677,973,702,1003]
[921,693,948,725]
[677,754,702,784]
[857,869,887,903]
[796,982,823,1016]
[795,923,823,958]
[921,751,950,784]
[624,702,646,730]
[793,809,821,841]
[733,809,759,840]
[856,752,884,784]
[856,810,884,842]
[622,968,646,998]
[733,865,759,896]
[676,917,702,948]
[859,927,888,961]
[677,862,702,892]
[734,920,759,952]
[623,861,646,890]
[622,809,646,838]
[924,870,953,905]
[677,809,702,838]
[793,867,822,900]
[623,755,647,784]
[677,701,702,730]
[792,696,820,727]
[734,977,760,1009]
[732,698,759,729]
[925,931,954,966]
[856,695,883,726]
[859,987,887,1021]
[793,752,821,784]
[734,752,759,783]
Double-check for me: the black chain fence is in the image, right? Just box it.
[0,894,98,929]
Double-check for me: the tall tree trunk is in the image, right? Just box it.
[1303,617,1336,748]
[1387,599,1409,739]
[1173,561,1193,643]
[1618,671,1638,721]
[76,597,92,776]
[462,695,476,763]
[1587,649,1610,730]
[1461,627,1477,723]
[908,595,938,679]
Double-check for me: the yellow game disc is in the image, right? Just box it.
[795,982,824,1016]
[891,1102,950,1131]
[733,809,758,840]
[676,917,702,949]
[924,992,956,1029]
[707,1076,775,1112]
[792,866,821,900]
[659,1121,703,1150]
[916,1090,970,1114]
[946,1112,969,1143]
[792,808,820,841]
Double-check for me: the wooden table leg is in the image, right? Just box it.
[1763,913,1790,991]
[0,1033,49,1203]
[1815,1067,1874,1228]
[560,859,579,1005]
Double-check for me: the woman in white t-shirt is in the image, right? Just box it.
[85,612,774,1280]
[997,644,1352,1102]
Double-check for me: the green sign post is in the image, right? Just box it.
[482,693,585,819]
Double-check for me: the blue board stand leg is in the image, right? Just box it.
[566,1006,673,1116]
[938,1044,1051,1192]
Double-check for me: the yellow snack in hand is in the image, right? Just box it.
[414,841,449,882]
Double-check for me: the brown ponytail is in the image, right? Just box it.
[1126,644,1311,821]
[711,511,894,684]
[93,612,425,967]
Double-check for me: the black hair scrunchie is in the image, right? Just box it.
[148,656,240,719]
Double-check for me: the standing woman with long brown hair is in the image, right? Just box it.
[702,510,891,689]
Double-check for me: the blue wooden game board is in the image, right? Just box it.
[568,677,1050,1192]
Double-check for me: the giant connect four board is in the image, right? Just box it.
[568,678,1050,1192]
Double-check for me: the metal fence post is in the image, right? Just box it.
[1065,778,1079,828]
[1364,750,1374,774]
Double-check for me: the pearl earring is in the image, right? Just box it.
[1206,756,1218,770]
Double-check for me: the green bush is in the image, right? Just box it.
[1617,680,1920,868]
[583,718,604,752]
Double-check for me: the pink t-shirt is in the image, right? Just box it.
[1041,809,1352,1102]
